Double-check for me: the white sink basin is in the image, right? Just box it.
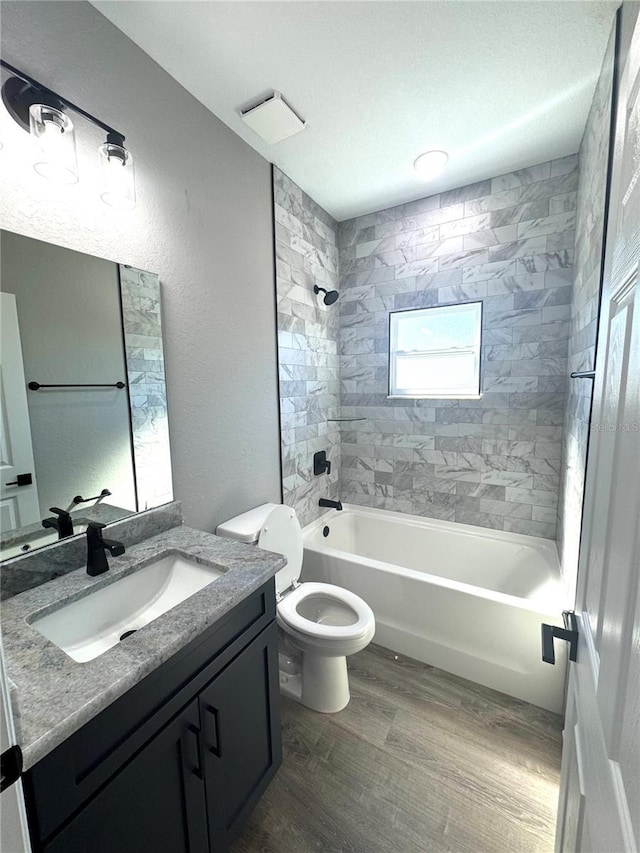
[31,554,224,663]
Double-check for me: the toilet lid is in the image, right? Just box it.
[277,582,375,640]
[258,505,303,596]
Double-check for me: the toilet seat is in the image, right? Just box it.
[257,505,303,596]
[277,582,374,641]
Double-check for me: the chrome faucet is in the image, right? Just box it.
[86,521,125,576]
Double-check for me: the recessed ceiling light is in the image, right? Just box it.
[414,150,449,180]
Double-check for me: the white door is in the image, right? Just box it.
[555,10,640,853]
[0,637,31,853]
[0,292,40,535]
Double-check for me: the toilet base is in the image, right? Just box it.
[279,670,302,703]
[279,652,350,713]
[303,652,350,713]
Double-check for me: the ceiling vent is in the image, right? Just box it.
[241,91,306,145]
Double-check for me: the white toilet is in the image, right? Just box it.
[216,503,375,713]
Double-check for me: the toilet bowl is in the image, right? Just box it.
[216,504,375,713]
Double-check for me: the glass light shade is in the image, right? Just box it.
[29,104,79,184]
[99,142,135,209]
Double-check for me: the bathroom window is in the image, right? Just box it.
[388,302,482,399]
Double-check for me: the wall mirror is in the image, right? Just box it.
[0,231,173,561]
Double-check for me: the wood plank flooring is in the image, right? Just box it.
[231,644,563,853]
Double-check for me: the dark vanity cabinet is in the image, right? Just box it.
[199,629,279,851]
[41,699,210,853]
[23,580,281,853]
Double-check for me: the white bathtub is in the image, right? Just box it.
[302,504,568,713]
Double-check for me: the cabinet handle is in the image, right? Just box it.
[182,723,202,779]
[0,745,22,792]
[203,704,221,757]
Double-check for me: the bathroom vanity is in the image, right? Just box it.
[1,521,285,853]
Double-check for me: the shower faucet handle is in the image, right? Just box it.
[313,450,331,476]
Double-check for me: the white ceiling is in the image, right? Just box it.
[93,1,618,221]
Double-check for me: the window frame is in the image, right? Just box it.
[387,301,484,400]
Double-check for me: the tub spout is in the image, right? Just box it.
[319,498,342,511]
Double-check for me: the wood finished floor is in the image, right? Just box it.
[231,644,563,853]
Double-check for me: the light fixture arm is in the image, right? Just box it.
[0,59,125,145]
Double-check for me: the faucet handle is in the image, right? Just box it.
[86,521,124,576]
[47,507,75,538]
[313,450,332,476]
[49,507,71,517]
[86,521,107,546]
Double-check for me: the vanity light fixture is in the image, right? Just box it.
[1,60,135,207]
[99,135,135,209]
[29,103,78,184]
[413,149,449,180]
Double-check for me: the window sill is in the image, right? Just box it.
[387,394,483,400]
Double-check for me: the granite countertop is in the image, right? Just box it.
[1,525,285,770]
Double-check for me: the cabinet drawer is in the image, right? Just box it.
[26,579,275,844]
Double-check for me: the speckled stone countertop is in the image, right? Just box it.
[1,525,285,770]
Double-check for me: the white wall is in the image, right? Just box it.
[0,1,281,531]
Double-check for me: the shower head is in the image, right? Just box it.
[314,285,339,306]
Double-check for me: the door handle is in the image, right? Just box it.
[203,704,221,757]
[542,610,578,664]
[181,723,202,779]
[5,473,33,487]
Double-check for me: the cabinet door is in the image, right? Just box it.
[42,700,209,853]
[200,622,281,851]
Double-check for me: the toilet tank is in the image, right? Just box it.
[217,504,303,595]
[215,503,279,543]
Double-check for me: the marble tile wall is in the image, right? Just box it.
[336,157,579,538]
[274,167,342,527]
[120,265,173,511]
[556,31,615,595]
